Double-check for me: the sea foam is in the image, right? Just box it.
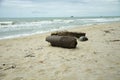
[0,17,120,39]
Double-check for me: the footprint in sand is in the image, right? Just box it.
[0,72,7,79]
[13,77,24,80]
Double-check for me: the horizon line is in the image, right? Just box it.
[0,16,120,18]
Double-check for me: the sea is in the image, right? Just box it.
[0,16,120,40]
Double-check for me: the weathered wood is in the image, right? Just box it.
[46,36,77,48]
[51,31,86,38]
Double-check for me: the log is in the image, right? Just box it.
[46,36,77,48]
[51,31,86,38]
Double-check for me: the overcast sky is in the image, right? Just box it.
[0,0,120,17]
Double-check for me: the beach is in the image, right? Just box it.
[0,22,120,80]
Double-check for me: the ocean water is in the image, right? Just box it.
[0,17,120,40]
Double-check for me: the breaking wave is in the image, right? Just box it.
[0,17,120,39]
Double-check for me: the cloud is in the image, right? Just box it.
[0,0,34,8]
[0,0,120,17]
[0,0,3,2]
[1,0,120,8]
[0,0,3,5]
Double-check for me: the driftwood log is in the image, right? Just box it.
[51,31,86,38]
[46,36,77,48]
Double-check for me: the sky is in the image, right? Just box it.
[0,0,120,17]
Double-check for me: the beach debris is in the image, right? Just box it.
[4,65,16,70]
[46,36,77,48]
[79,36,88,41]
[39,61,44,63]
[0,63,16,71]
[95,60,98,63]
[93,51,97,54]
[51,31,86,38]
[104,30,110,33]
[24,54,35,58]
[109,39,120,42]
[2,64,6,66]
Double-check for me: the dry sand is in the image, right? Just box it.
[0,22,120,80]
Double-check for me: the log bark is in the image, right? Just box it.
[46,36,77,48]
[51,31,86,38]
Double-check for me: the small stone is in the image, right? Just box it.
[39,61,44,63]
[79,36,88,41]
[11,65,16,69]
[3,64,6,66]
[104,30,110,33]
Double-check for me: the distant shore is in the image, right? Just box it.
[0,22,120,80]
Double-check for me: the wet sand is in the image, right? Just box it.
[0,22,120,80]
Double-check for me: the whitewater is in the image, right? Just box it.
[0,17,120,39]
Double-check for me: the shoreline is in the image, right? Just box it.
[0,21,119,41]
[0,22,120,80]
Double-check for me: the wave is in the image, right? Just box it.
[0,21,14,27]
[1,17,120,27]
[0,17,120,40]
[0,27,66,40]
[79,18,120,23]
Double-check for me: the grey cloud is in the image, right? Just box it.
[0,0,3,6]
[0,0,3,4]
[27,0,88,4]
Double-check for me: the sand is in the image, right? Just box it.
[0,22,120,80]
